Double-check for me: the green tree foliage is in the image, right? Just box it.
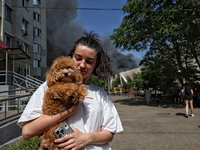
[132,72,143,87]
[111,0,200,87]
[112,76,120,88]
[141,65,177,93]
[123,77,133,89]
[89,75,105,89]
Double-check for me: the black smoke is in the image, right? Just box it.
[46,0,84,66]
[46,0,138,74]
[100,35,138,73]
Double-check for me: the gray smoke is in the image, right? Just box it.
[100,35,138,74]
[46,0,84,66]
[46,0,138,74]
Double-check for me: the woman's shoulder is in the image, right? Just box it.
[84,83,108,97]
[85,83,104,91]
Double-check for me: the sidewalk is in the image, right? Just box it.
[109,95,200,150]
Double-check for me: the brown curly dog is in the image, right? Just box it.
[38,56,87,150]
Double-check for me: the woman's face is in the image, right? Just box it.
[72,44,98,84]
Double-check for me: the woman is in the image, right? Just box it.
[181,83,195,118]
[17,31,123,150]
[144,88,151,106]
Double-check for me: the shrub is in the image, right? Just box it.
[5,136,39,150]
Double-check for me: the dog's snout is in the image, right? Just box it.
[64,72,68,77]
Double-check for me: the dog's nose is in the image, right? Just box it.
[64,72,68,77]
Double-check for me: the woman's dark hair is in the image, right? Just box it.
[68,31,113,80]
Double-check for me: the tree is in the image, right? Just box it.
[111,0,200,87]
[123,77,133,89]
[89,75,105,89]
[132,72,143,87]
[141,65,177,93]
[112,76,120,88]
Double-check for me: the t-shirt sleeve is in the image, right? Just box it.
[101,93,123,134]
[17,82,47,128]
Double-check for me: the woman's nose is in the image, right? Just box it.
[80,60,86,68]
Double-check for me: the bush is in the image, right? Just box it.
[8,107,17,110]
[5,136,39,150]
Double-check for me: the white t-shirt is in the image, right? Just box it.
[17,81,123,150]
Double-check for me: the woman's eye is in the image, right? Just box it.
[75,57,81,61]
[86,61,93,64]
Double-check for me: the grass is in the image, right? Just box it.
[4,136,40,150]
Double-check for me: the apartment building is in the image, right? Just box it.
[0,0,47,82]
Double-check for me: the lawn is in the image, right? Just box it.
[4,136,39,150]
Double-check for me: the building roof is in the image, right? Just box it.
[0,40,9,48]
[120,67,143,80]
[0,40,31,60]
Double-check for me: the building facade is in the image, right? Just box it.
[0,0,47,81]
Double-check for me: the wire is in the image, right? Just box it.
[5,5,200,11]
[6,5,124,10]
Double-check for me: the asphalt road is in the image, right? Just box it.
[109,95,200,150]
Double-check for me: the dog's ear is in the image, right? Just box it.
[46,69,56,87]
[75,70,83,85]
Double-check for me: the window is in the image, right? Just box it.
[33,0,40,7]
[5,5,12,22]
[18,67,26,76]
[22,19,28,32]
[33,12,40,22]
[33,27,41,37]
[5,34,12,47]
[22,44,29,54]
[33,44,41,53]
[33,59,40,68]
[22,0,29,8]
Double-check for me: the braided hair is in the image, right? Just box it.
[68,31,113,80]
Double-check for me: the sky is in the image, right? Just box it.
[73,0,146,64]
[46,0,146,74]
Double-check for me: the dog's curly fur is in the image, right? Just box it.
[38,56,87,150]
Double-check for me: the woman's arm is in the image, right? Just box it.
[181,89,184,93]
[55,129,114,149]
[191,89,194,95]
[86,129,114,145]
[22,103,80,140]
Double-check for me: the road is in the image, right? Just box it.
[109,95,200,150]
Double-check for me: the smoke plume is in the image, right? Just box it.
[100,35,138,73]
[46,0,138,74]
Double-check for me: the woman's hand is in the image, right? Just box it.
[55,128,89,150]
[61,102,80,119]
[55,128,114,150]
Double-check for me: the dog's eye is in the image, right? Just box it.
[67,67,71,69]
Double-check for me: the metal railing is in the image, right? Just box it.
[0,70,43,91]
[0,70,43,123]
[26,74,43,88]
[0,88,35,122]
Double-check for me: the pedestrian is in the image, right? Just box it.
[173,83,180,104]
[145,87,151,106]
[195,82,200,103]
[125,86,129,95]
[181,83,195,118]
[17,31,123,150]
